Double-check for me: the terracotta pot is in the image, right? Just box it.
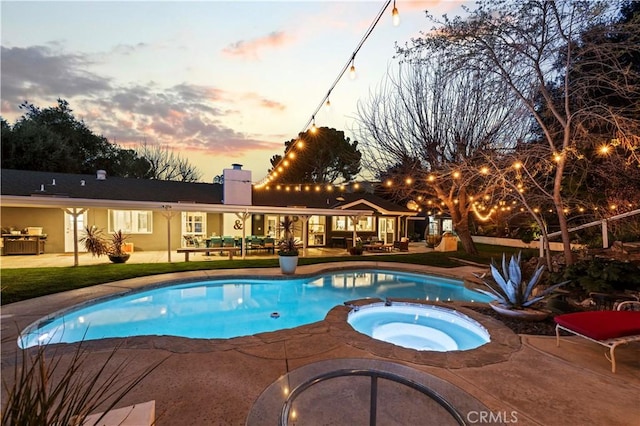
[489,301,550,322]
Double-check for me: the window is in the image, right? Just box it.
[332,216,375,232]
[109,210,153,234]
[308,215,326,246]
[182,212,207,237]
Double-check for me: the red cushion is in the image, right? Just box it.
[554,311,640,340]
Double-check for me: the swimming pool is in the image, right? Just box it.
[19,269,489,348]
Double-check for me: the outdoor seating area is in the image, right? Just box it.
[179,235,277,261]
[177,246,241,261]
[362,241,394,252]
[180,235,276,254]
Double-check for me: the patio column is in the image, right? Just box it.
[298,215,310,257]
[235,211,251,258]
[348,215,361,247]
[63,207,87,267]
[161,205,176,262]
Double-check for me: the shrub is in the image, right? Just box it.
[553,258,640,295]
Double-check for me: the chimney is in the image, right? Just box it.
[96,170,107,180]
[223,164,251,205]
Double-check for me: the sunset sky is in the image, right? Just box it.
[1,1,466,183]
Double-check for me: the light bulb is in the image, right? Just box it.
[325,98,331,109]
[392,1,400,26]
[349,62,356,80]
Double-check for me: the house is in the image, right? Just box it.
[1,166,417,259]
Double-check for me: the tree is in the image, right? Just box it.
[405,0,640,264]
[135,141,202,182]
[356,53,528,255]
[1,99,151,178]
[269,127,361,184]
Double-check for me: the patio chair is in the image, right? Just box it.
[209,236,223,247]
[393,237,409,252]
[263,237,275,254]
[554,301,640,372]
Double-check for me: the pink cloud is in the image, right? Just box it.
[240,92,286,111]
[222,31,294,60]
[259,99,286,111]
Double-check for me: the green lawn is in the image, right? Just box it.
[0,244,532,305]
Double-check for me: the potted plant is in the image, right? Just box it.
[473,252,569,321]
[277,216,299,274]
[80,226,131,263]
[348,237,364,255]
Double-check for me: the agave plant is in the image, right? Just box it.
[474,252,569,310]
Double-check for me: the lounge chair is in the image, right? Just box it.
[554,301,640,372]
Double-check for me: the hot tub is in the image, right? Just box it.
[347,302,490,351]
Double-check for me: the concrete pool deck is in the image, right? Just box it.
[1,262,639,425]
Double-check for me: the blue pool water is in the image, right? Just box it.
[348,303,490,351]
[19,269,490,348]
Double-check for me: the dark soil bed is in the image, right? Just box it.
[469,306,560,336]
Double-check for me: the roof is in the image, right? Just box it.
[251,187,415,215]
[1,169,415,216]
[1,169,223,203]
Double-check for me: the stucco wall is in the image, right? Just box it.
[1,207,228,254]
[1,207,65,252]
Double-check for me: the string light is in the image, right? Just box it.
[392,0,400,26]
[472,203,494,222]
[599,144,611,155]
[349,58,357,80]
[253,169,639,224]
[259,0,398,186]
